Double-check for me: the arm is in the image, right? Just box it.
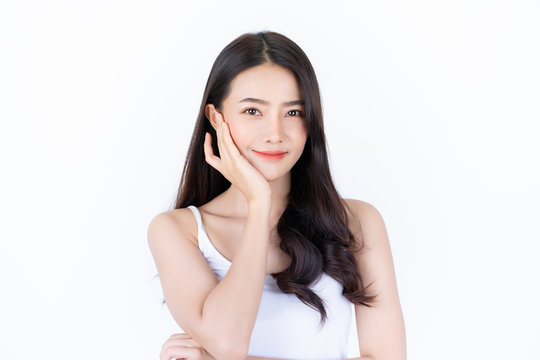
[201,201,271,350]
[346,199,407,360]
[156,202,400,360]
[148,202,270,360]
[246,358,368,360]
[159,332,370,360]
[149,109,274,360]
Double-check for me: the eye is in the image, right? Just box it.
[287,110,305,117]
[243,108,261,116]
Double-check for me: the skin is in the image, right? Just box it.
[204,62,308,223]
[150,63,406,360]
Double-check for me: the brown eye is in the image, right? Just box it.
[288,110,305,117]
[244,108,260,115]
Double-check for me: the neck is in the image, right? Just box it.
[221,173,291,222]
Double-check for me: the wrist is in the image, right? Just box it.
[247,198,271,215]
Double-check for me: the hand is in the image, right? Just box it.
[159,333,216,360]
[204,110,271,205]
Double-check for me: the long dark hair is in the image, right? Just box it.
[173,31,376,325]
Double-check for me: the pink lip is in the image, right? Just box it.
[253,150,287,160]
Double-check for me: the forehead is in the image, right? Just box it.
[225,63,304,104]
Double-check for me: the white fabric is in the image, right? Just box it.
[187,205,353,359]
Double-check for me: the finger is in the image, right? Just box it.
[163,333,192,349]
[162,337,202,349]
[214,112,238,160]
[161,346,203,360]
[216,111,237,159]
[214,112,227,158]
[160,338,196,360]
[203,132,221,170]
[160,333,196,360]
[220,119,241,157]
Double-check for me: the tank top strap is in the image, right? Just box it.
[186,205,206,251]
[186,205,231,265]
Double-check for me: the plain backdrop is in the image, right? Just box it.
[1,1,539,359]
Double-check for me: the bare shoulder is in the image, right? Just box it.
[147,207,198,248]
[341,198,388,250]
[341,198,382,218]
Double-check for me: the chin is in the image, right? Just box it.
[249,157,296,183]
[260,170,290,183]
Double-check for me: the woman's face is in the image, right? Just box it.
[208,63,308,182]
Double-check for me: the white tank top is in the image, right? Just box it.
[187,205,353,359]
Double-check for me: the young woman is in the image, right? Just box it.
[148,31,406,360]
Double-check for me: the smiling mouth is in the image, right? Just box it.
[253,150,287,160]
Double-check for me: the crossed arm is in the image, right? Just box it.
[155,200,406,360]
[246,356,372,360]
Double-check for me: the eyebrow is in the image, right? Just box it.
[238,97,305,106]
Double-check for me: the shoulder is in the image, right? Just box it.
[341,198,396,300]
[147,207,199,248]
[341,198,383,220]
[341,198,388,249]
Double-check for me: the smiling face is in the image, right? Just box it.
[206,63,308,182]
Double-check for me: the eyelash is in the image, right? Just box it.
[243,108,305,117]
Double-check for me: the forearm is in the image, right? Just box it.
[200,201,271,352]
[246,357,370,360]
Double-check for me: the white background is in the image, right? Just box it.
[1,1,539,359]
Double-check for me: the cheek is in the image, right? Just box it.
[290,123,308,147]
[226,121,250,148]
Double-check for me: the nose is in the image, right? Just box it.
[264,112,284,143]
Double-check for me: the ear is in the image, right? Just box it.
[205,104,219,131]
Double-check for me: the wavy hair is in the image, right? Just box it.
[173,31,376,325]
